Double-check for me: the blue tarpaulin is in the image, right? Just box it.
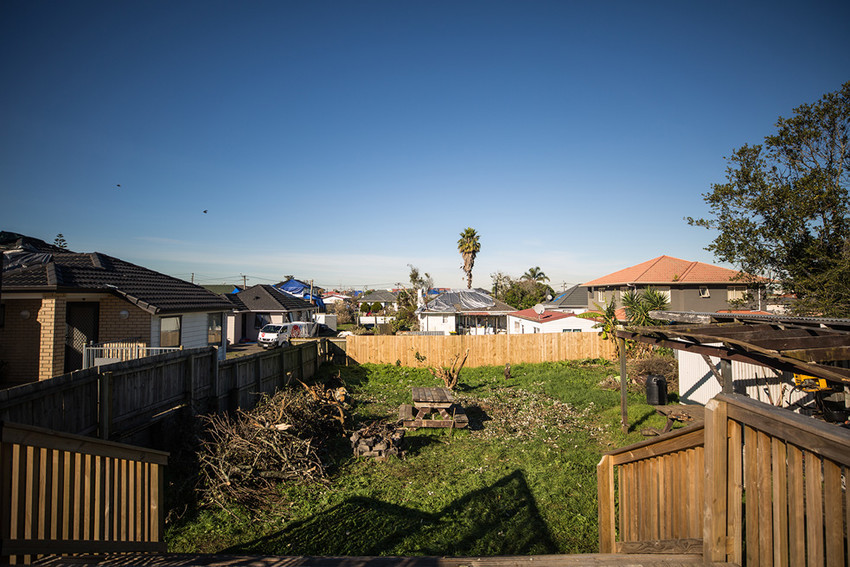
[277,279,325,310]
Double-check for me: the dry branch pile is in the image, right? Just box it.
[197,383,346,509]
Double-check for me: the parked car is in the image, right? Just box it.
[258,321,318,348]
[258,324,290,348]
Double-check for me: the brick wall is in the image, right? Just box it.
[36,296,66,381]
[0,299,44,385]
[99,296,151,344]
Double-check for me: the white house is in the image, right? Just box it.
[222,284,317,344]
[507,308,598,334]
[417,289,514,335]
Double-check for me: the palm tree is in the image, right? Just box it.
[577,299,621,356]
[457,227,481,289]
[521,266,549,283]
[622,286,669,326]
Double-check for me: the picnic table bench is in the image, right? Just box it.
[399,386,468,429]
[641,403,705,436]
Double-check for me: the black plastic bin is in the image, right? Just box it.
[645,375,668,406]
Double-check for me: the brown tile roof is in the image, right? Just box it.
[583,255,740,286]
[509,309,573,323]
[2,251,233,314]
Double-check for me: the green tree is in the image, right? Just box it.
[502,279,554,310]
[392,288,419,333]
[53,233,67,249]
[688,81,850,316]
[521,266,549,283]
[577,300,621,356]
[407,264,433,295]
[490,271,512,301]
[457,227,481,289]
[621,286,669,326]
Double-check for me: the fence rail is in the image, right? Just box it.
[0,421,168,562]
[0,341,325,443]
[83,341,181,369]
[598,393,850,566]
[347,333,616,366]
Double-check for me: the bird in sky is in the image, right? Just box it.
[203,209,208,214]
[115,184,121,188]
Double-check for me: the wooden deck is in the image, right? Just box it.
[34,553,738,567]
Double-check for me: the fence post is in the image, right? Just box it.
[280,344,286,389]
[211,347,220,413]
[597,453,616,553]
[619,338,628,433]
[703,397,728,562]
[187,354,196,415]
[297,345,304,382]
[98,371,113,440]
[0,423,12,563]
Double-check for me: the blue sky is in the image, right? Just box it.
[2,1,848,291]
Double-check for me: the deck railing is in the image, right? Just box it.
[83,341,181,369]
[598,393,850,566]
[0,421,168,562]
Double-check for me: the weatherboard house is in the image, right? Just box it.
[417,289,514,335]
[221,284,317,344]
[507,308,597,334]
[0,232,232,387]
[582,255,756,312]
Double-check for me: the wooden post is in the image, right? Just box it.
[187,354,196,415]
[598,453,616,553]
[721,358,733,393]
[703,397,728,562]
[98,372,113,440]
[619,338,628,432]
[210,347,220,413]
[0,425,13,563]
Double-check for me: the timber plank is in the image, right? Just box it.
[822,459,843,567]
[804,451,824,567]
[30,552,734,567]
[770,438,788,567]
[756,431,772,565]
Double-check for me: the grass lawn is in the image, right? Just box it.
[166,359,672,556]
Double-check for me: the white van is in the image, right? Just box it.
[257,322,317,348]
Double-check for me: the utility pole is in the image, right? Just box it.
[191,273,194,284]
[241,274,247,288]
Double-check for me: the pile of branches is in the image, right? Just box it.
[197,382,346,509]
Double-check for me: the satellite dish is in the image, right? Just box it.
[532,304,545,315]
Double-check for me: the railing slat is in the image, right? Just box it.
[804,451,824,567]
[787,444,805,566]
[770,437,788,567]
[822,460,843,567]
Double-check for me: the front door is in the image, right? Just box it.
[65,302,99,372]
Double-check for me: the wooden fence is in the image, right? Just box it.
[0,421,168,562]
[347,333,616,366]
[598,393,850,566]
[0,341,323,443]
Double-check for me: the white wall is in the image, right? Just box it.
[507,315,597,334]
[418,313,456,335]
[678,350,814,410]
[314,312,338,330]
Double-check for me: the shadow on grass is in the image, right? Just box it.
[461,404,491,431]
[224,469,556,557]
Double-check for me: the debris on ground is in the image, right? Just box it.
[350,420,405,460]
[196,383,346,509]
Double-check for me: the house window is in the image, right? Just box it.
[699,286,710,298]
[514,321,520,332]
[208,313,222,345]
[596,290,605,303]
[160,316,181,347]
[254,313,270,329]
[728,286,747,302]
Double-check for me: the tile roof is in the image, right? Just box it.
[358,290,398,303]
[509,309,573,323]
[224,284,315,312]
[544,284,586,308]
[583,255,741,286]
[2,251,234,314]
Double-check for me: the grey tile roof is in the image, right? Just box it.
[544,284,587,308]
[2,251,233,314]
[358,290,398,303]
[225,285,315,312]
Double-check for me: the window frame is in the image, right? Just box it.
[207,312,222,346]
[160,315,182,348]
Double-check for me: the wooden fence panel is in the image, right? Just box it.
[0,422,167,561]
[347,333,615,366]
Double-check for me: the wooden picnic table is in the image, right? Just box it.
[399,386,468,429]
